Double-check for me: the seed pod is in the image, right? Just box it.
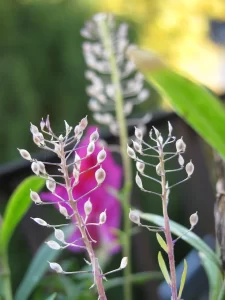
[54,229,65,243]
[127,145,136,159]
[46,177,56,193]
[18,149,31,161]
[58,204,69,218]
[176,138,186,153]
[99,210,107,224]
[48,262,63,273]
[84,198,92,216]
[134,127,143,141]
[178,154,184,166]
[30,190,42,204]
[135,173,143,189]
[87,141,95,156]
[120,257,128,269]
[31,161,40,175]
[168,121,173,136]
[97,148,106,163]
[189,212,198,227]
[136,160,145,174]
[132,140,142,153]
[95,167,106,185]
[186,160,194,177]
[89,129,99,142]
[31,218,48,226]
[129,210,140,225]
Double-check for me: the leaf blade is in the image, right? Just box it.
[158,251,171,285]
[156,233,168,253]
[0,176,45,250]
[129,48,225,160]
[178,259,187,299]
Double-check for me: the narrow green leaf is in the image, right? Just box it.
[156,233,168,253]
[218,279,225,300]
[178,259,188,299]
[0,176,45,250]
[15,226,73,300]
[140,212,221,268]
[45,293,57,300]
[158,251,171,285]
[104,271,163,290]
[129,48,225,160]
[199,252,223,300]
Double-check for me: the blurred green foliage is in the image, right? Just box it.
[0,1,91,163]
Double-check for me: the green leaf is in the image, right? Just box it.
[158,251,171,285]
[0,176,45,251]
[15,226,73,300]
[218,280,225,300]
[129,48,225,160]
[140,212,221,268]
[199,252,223,300]
[156,233,168,253]
[178,259,188,299]
[104,271,163,290]
[45,293,57,300]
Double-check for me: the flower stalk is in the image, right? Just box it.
[158,146,177,300]
[128,122,197,300]
[97,16,133,300]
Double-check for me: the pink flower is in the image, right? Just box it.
[41,127,122,254]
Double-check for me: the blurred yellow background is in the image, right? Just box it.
[92,0,225,93]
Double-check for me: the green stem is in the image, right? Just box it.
[98,17,133,300]
[0,248,13,300]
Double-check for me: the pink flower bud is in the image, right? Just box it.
[30,190,42,204]
[134,127,143,141]
[176,138,186,152]
[99,210,107,224]
[46,177,56,193]
[18,149,31,160]
[84,198,92,216]
[97,148,106,163]
[127,145,136,159]
[31,161,40,175]
[185,160,194,177]
[95,167,106,185]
